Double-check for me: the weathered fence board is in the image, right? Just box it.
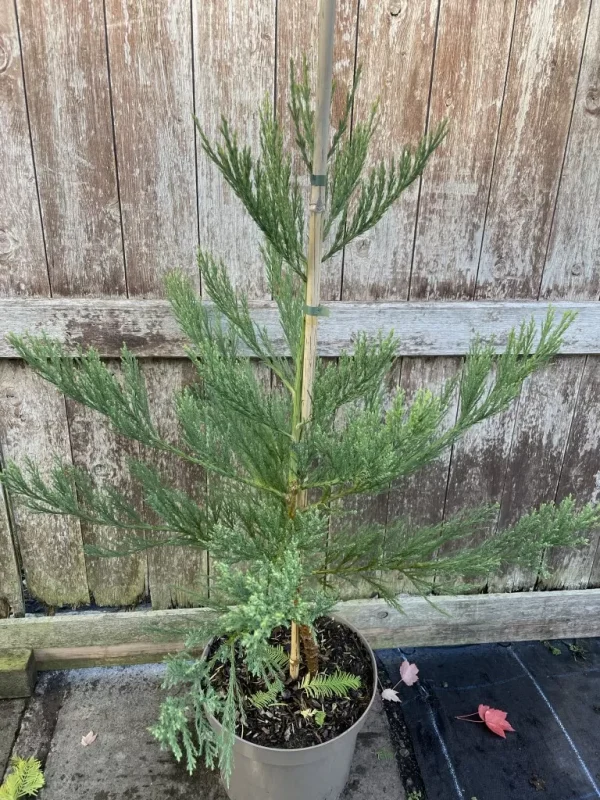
[65,379,146,608]
[539,356,600,589]
[476,0,590,299]
[442,368,519,592]
[490,359,586,592]
[0,481,23,617]
[0,363,89,607]
[342,0,438,301]
[142,359,207,609]
[105,0,198,296]
[276,0,358,301]
[1,0,599,608]
[540,0,600,301]
[17,0,124,296]
[0,1,49,297]
[193,0,275,298]
[2,299,599,358]
[410,0,516,300]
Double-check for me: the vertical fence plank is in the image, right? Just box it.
[194,0,276,297]
[0,0,49,296]
[472,0,591,592]
[342,0,439,301]
[65,391,146,607]
[0,481,23,617]
[18,0,148,607]
[442,370,519,592]
[0,0,43,615]
[475,0,590,299]
[143,360,207,609]
[539,0,600,301]
[537,3,600,589]
[276,0,358,301]
[538,358,600,589]
[488,358,585,592]
[385,357,460,593]
[16,0,125,296]
[105,0,198,296]
[409,0,516,300]
[105,0,205,607]
[339,0,439,591]
[0,364,89,607]
[2,1,95,608]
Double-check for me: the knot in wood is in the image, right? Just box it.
[585,87,600,117]
[0,35,11,74]
[389,3,403,16]
[0,229,19,259]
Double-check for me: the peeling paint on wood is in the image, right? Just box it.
[343,0,439,301]
[105,0,198,297]
[410,0,516,300]
[0,1,49,297]
[16,0,125,297]
[476,0,590,299]
[489,358,585,592]
[193,0,275,298]
[540,0,600,301]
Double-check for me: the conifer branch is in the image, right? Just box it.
[324,120,448,260]
[195,106,306,279]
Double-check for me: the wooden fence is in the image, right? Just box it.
[1,0,600,617]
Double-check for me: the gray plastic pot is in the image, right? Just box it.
[206,616,378,800]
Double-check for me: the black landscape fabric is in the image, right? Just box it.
[377,638,600,800]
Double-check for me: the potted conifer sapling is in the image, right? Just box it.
[2,2,598,798]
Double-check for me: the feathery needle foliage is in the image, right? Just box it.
[0,758,45,800]
[1,59,595,783]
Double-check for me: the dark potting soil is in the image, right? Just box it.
[208,617,374,750]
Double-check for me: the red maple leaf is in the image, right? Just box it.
[478,705,515,738]
[457,705,515,738]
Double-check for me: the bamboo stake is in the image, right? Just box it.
[289,0,337,681]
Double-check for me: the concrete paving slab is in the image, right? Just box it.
[0,699,25,777]
[1,664,405,799]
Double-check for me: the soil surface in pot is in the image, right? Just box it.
[208,617,374,750]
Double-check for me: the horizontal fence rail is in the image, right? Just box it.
[1,299,600,358]
[1,590,599,670]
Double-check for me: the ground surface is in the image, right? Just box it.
[0,663,404,800]
[379,638,600,800]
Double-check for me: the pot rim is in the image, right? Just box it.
[206,613,378,756]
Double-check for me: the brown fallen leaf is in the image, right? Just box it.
[81,731,97,747]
